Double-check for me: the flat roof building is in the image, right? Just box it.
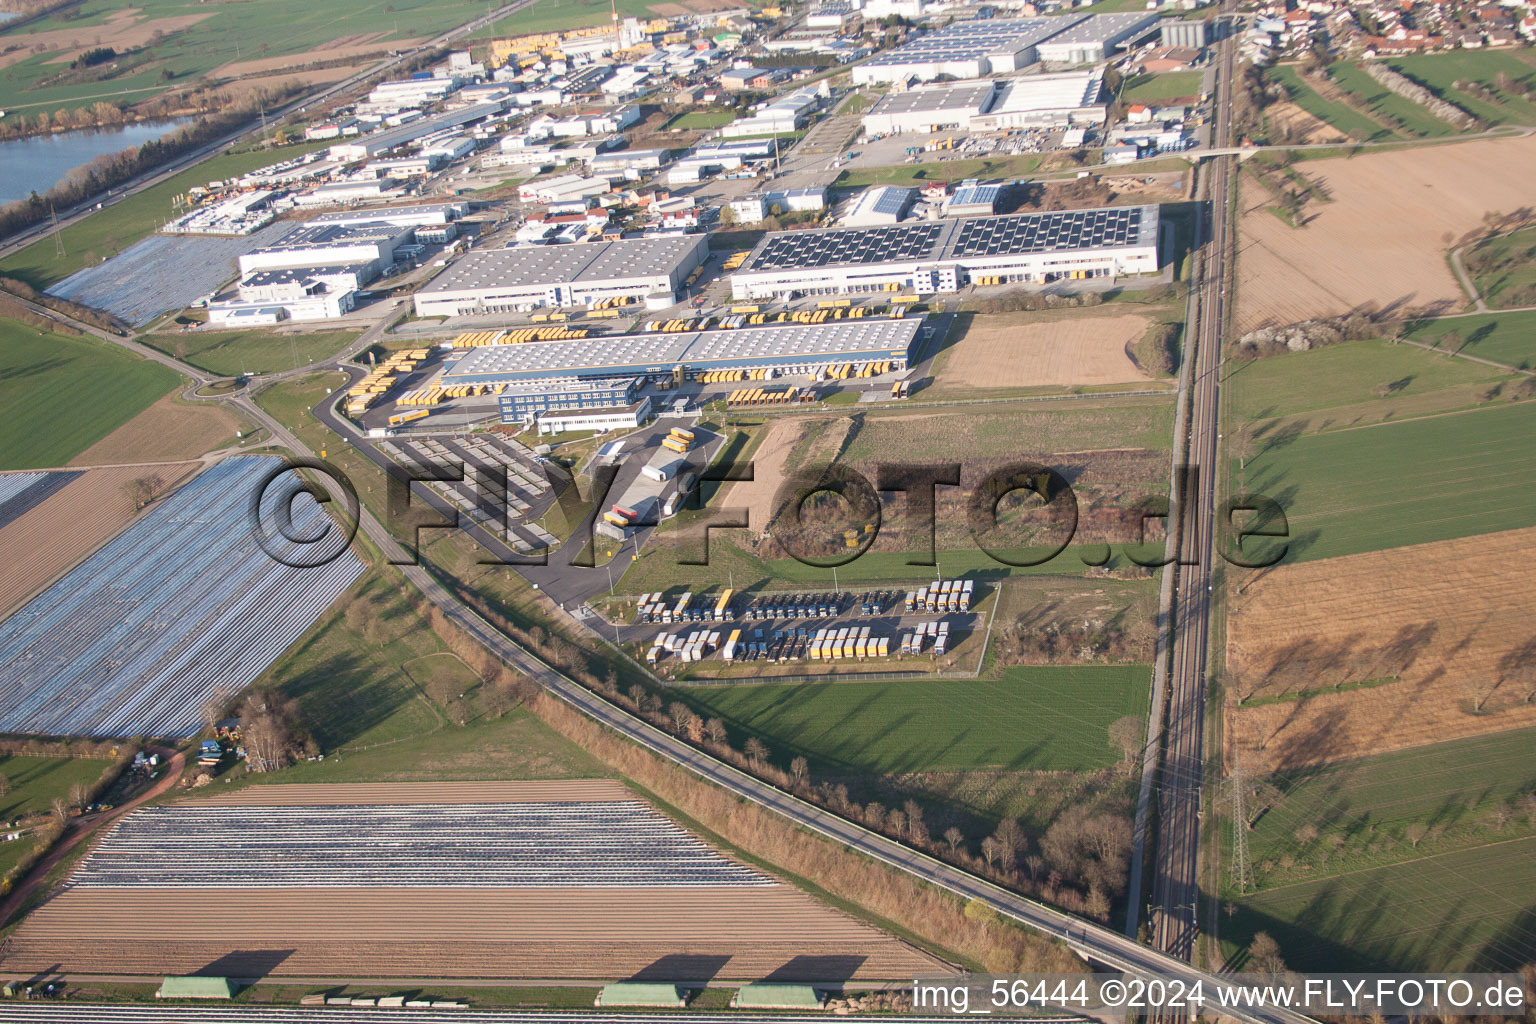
[1033,12,1161,64]
[851,16,1088,84]
[328,101,505,162]
[968,68,1106,130]
[861,81,998,135]
[441,318,923,388]
[413,234,708,316]
[731,205,1161,299]
[237,222,415,278]
[306,203,467,229]
[843,185,915,226]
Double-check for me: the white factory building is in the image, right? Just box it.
[237,222,415,280]
[1034,13,1161,64]
[305,203,467,229]
[970,69,1107,129]
[852,16,1086,84]
[413,234,709,316]
[720,86,825,139]
[730,205,1162,300]
[861,81,998,135]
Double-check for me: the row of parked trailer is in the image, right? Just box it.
[633,588,909,625]
[646,620,956,665]
[901,619,951,656]
[661,426,694,455]
[905,579,974,614]
[726,386,806,407]
[633,587,736,624]
[450,326,592,347]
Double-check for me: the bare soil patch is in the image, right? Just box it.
[3,887,948,981]
[0,462,198,616]
[219,66,353,97]
[1236,134,1536,332]
[195,780,631,805]
[1227,527,1536,772]
[941,311,1154,389]
[212,36,423,79]
[67,392,240,466]
[719,416,808,528]
[1265,100,1348,145]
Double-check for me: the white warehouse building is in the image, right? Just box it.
[413,234,708,316]
[861,81,998,135]
[730,205,1162,300]
[969,69,1107,130]
[237,222,416,279]
[1033,12,1161,64]
[851,16,1087,84]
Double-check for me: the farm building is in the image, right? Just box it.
[438,318,923,389]
[731,205,1162,300]
[597,983,689,1007]
[851,16,1088,83]
[734,983,824,1009]
[156,977,234,1000]
[412,234,708,316]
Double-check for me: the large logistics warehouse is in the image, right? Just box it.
[852,16,1087,83]
[860,71,1106,134]
[1033,12,1161,64]
[437,318,923,388]
[730,205,1161,300]
[413,235,708,316]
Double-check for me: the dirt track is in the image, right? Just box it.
[1228,526,1536,771]
[1235,134,1536,332]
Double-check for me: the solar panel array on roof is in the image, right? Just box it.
[751,223,944,270]
[949,207,1142,257]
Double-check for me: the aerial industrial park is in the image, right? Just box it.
[0,0,1533,1014]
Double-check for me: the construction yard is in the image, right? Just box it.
[1,780,952,983]
[1234,134,1536,332]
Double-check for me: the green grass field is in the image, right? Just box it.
[0,0,486,116]
[0,755,113,820]
[142,327,360,376]
[1265,65,1393,141]
[1242,398,1536,562]
[0,141,327,290]
[677,665,1151,776]
[1228,338,1510,425]
[1222,728,1536,972]
[1387,51,1536,127]
[1121,71,1203,103]
[473,0,666,37]
[1404,310,1536,370]
[0,317,180,469]
[1326,61,1459,137]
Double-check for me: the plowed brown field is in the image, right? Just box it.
[4,780,952,982]
[1235,134,1536,332]
[940,311,1154,390]
[1227,527,1536,772]
[0,462,198,616]
[68,393,241,466]
[196,780,631,805]
[4,889,946,981]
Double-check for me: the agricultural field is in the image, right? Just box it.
[2,781,950,981]
[1235,133,1536,332]
[1264,65,1391,142]
[1227,337,1514,431]
[1220,729,1536,972]
[1261,99,1349,146]
[1120,71,1203,103]
[475,0,672,37]
[1236,398,1536,564]
[0,462,197,616]
[1387,50,1536,127]
[0,457,364,737]
[1403,309,1536,369]
[930,310,1158,394]
[0,0,484,118]
[1464,224,1536,309]
[678,666,1152,777]
[141,326,361,376]
[1325,61,1459,137]
[1227,526,1536,771]
[0,141,327,290]
[65,391,245,465]
[0,318,180,470]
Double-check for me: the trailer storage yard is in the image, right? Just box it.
[2,781,952,982]
[0,457,364,737]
